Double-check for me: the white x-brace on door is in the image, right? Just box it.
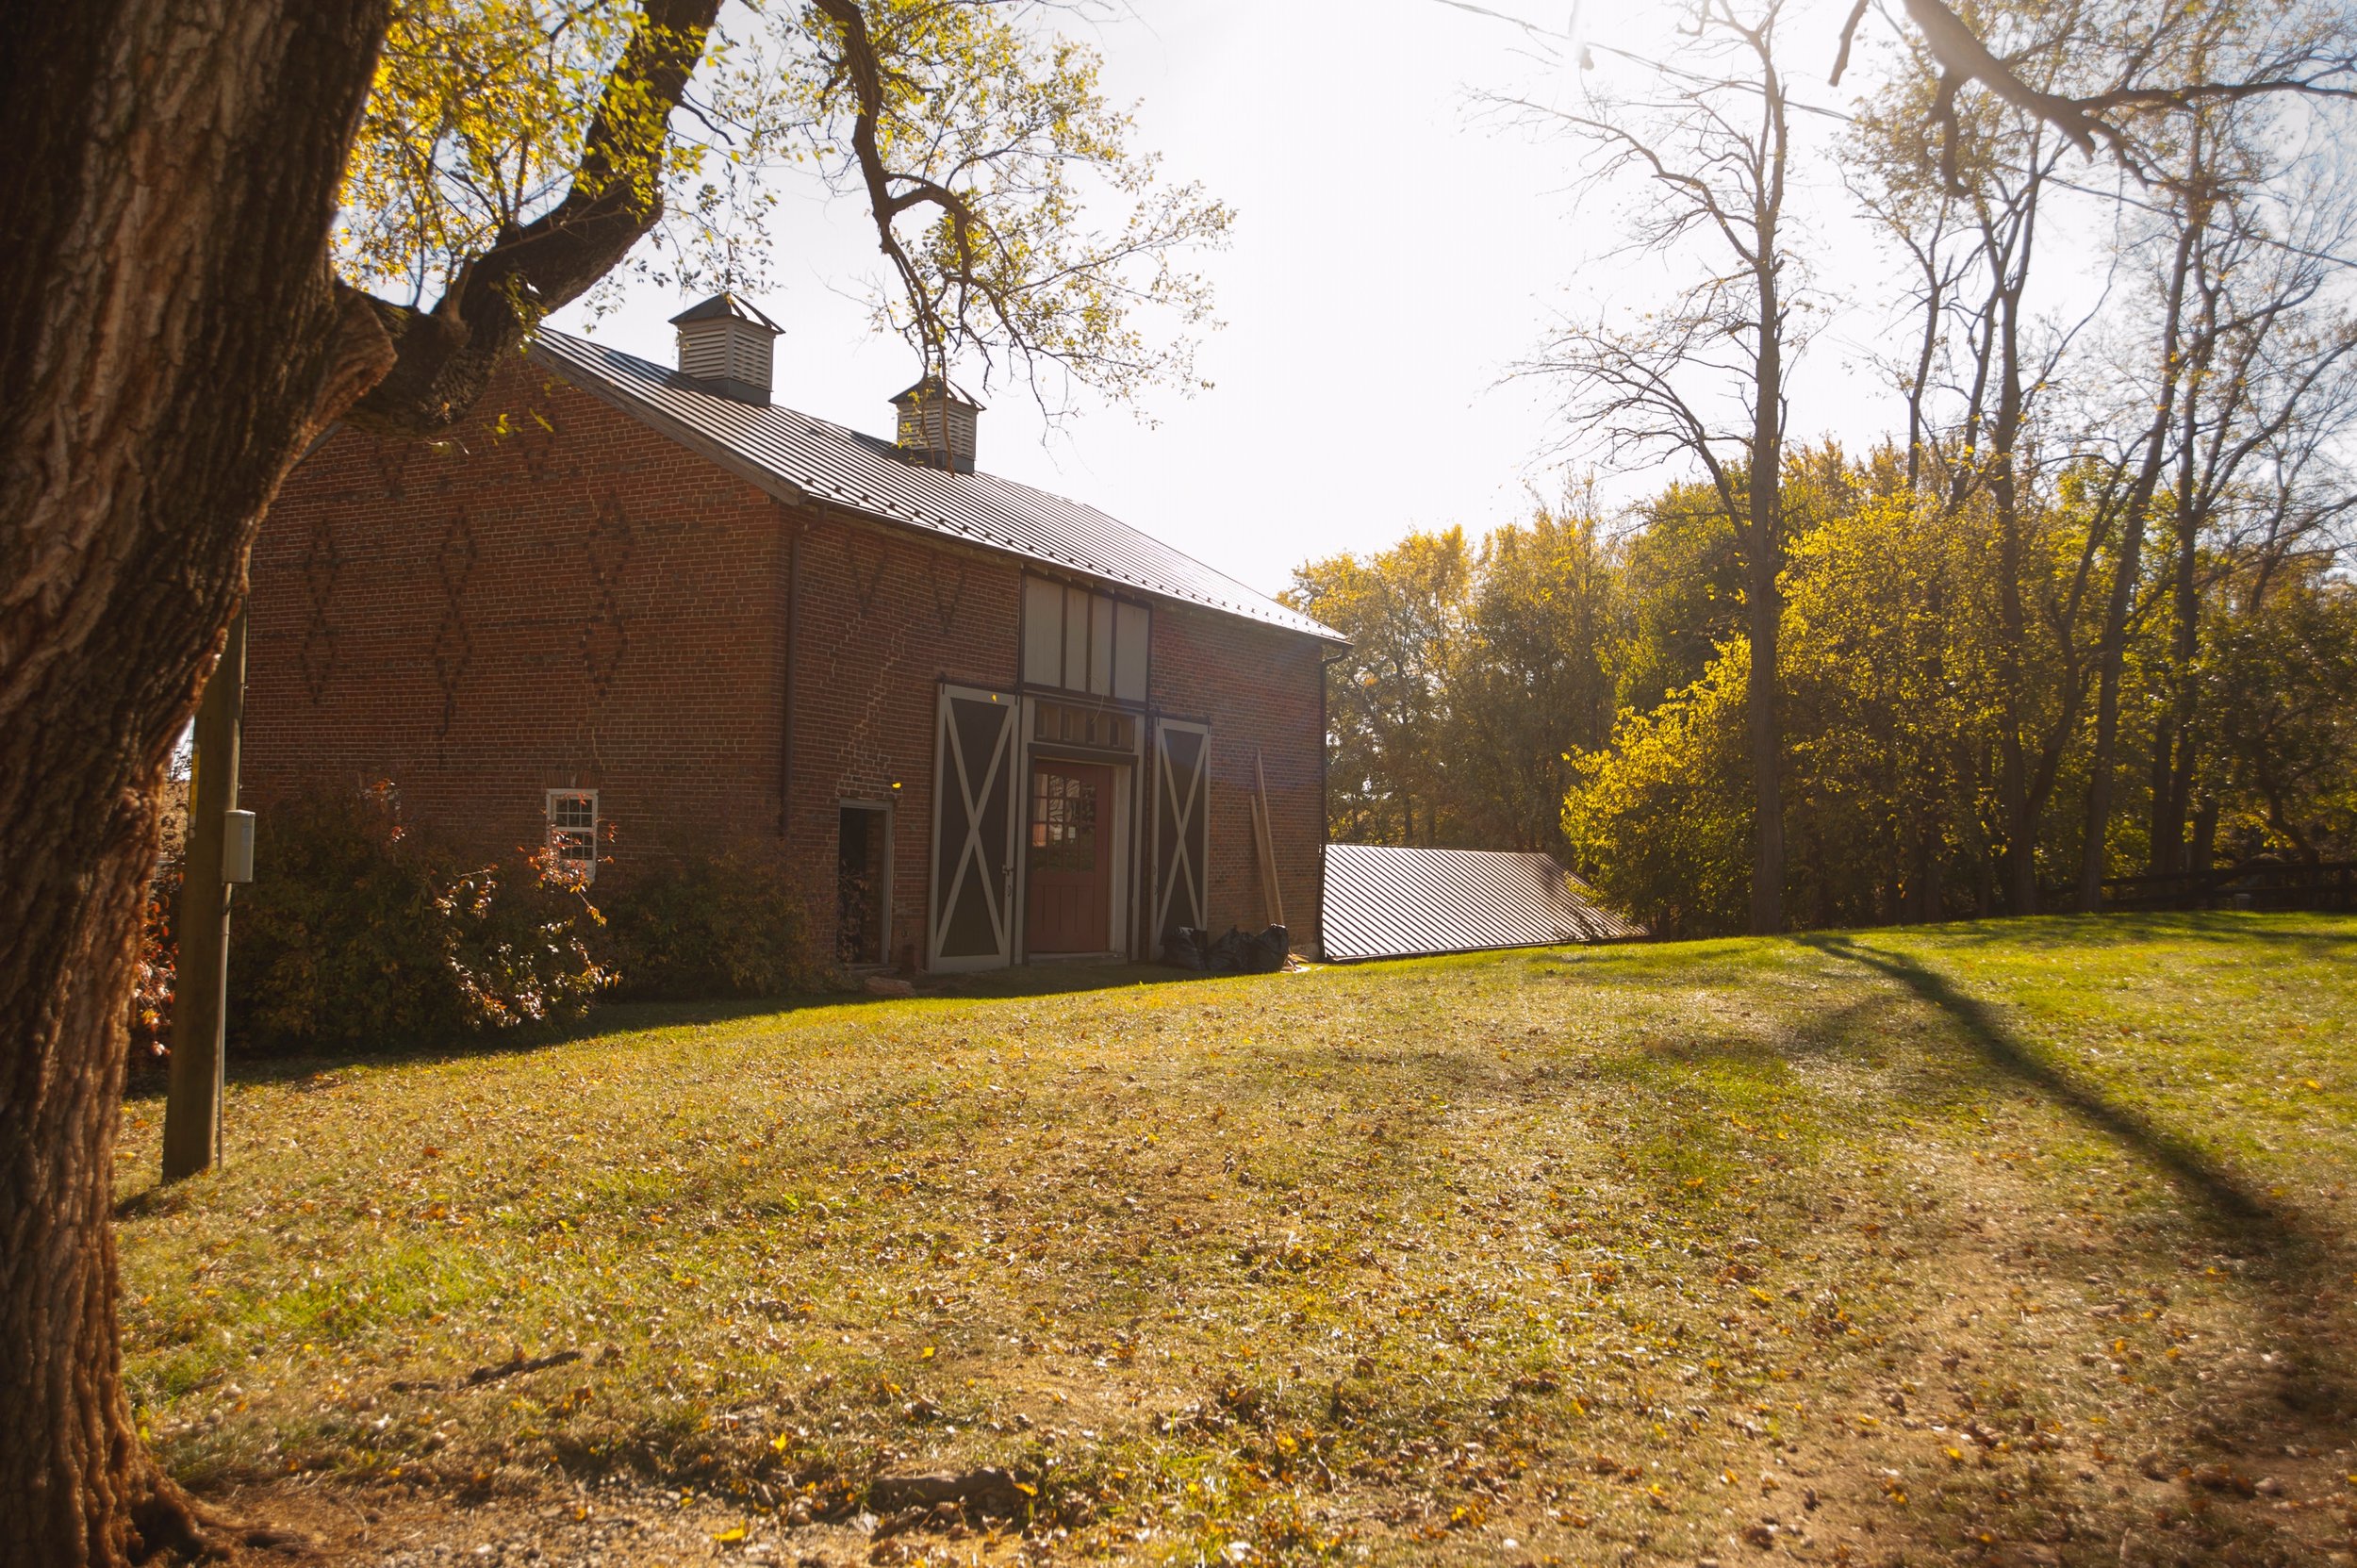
[929,685,1019,971]
[1150,718,1211,957]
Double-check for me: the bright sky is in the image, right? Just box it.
[549,0,2095,602]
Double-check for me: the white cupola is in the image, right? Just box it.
[890,374,982,473]
[669,292,782,404]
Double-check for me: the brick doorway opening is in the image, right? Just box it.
[836,802,891,966]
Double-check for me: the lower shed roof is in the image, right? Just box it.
[1320,844,1643,962]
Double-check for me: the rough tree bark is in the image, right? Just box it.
[2077,219,2199,912]
[0,0,719,1556]
[1739,36,1792,939]
[0,4,395,1560]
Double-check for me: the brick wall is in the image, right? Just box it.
[1146,602,1327,955]
[773,509,1023,969]
[247,362,792,884]
[246,351,1327,975]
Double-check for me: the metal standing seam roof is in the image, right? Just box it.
[530,330,1342,644]
[1319,844,1644,962]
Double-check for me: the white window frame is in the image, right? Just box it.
[546,788,599,883]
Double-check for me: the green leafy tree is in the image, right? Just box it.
[2208,560,2357,861]
[1563,645,1753,937]
[1289,503,1626,855]
[1614,480,1745,715]
[1446,500,1626,854]
[1778,462,1995,924]
[1,1,1225,1555]
[1287,530,1472,845]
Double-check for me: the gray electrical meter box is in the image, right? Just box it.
[223,809,256,884]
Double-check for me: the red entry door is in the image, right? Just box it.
[1025,761,1113,954]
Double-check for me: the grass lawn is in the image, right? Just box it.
[115,913,2357,1566]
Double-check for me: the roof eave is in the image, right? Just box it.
[527,337,814,511]
[529,334,1346,647]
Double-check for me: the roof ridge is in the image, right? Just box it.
[532,328,1341,644]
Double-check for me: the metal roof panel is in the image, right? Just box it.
[1320,844,1643,962]
[532,331,1341,644]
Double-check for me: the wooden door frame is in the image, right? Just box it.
[834,798,894,970]
[1015,693,1144,963]
[1017,757,1121,958]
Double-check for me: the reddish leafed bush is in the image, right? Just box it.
[226,783,610,1054]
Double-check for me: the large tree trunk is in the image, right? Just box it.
[2145,355,2211,877]
[1743,187,1788,937]
[0,2,392,1560]
[1745,545,1786,934]
[2077,222,2199,912]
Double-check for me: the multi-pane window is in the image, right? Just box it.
[547,789,598,883]
[1021,575,1147,701]
[1030,769,1098,867]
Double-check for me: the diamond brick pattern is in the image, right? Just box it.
[298,510,342,703]
[239,353,1332,970]
[582,493,635,698]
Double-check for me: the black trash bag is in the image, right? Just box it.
[1165,924,1289,974]
[1162,926,1211,970]
[1243,924,1290,974]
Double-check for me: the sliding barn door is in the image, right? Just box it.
[930,685,1019,971]
[1151,718,1211,952]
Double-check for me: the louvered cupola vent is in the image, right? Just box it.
[669,292,781,404]
[890,374,982,473]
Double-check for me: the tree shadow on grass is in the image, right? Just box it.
[1805,933,2351,1411]
[1803,933,2294,1230]
[120,961,1212,1107]
[1795,932,2357,1565]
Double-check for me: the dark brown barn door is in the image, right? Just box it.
[1024,761,1113,954]
[1151,718,1211,953]
[930,685,1019,971]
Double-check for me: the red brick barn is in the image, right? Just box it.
[242,295,1342,974]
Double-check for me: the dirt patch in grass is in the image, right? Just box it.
[115,913,2357,1565]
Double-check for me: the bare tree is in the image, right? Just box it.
[1835,0,2357,194]
[2142,156,2357,873]
[1511,0,1804,934]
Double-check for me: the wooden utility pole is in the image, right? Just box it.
[162,611,246,1180]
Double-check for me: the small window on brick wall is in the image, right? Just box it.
[547,789,599,883]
